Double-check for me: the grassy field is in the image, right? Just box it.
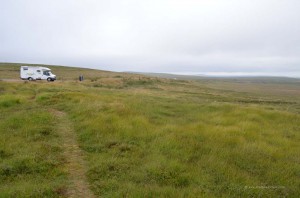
[1,63,300,197]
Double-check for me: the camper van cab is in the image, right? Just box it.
[20,66,56,81]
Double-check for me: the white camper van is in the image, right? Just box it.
[20,66,56,81]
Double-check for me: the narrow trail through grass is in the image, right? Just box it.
[52,109,94,198]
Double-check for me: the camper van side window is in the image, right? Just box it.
[37,70,41,72]
[23,67,28,70]
[43,71,50,76]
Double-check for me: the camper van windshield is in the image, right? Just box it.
[43,70,51,76]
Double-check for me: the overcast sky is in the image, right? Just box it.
[1,0,300,76]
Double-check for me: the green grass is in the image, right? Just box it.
[0,89,67,197]
[0,63,300,197]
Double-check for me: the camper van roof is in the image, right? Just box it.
[21,66,51,70]
[40,67,51,70]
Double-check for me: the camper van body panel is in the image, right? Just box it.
[20,66,56,81]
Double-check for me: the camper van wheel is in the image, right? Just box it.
[47,78,52,82]
[28,77,33,81]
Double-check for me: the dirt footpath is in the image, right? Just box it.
[52,110,95,198]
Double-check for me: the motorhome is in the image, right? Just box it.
[20,66,56,81]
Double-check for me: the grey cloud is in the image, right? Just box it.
[0,0,300,76]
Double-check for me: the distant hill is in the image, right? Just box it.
[0,62,133,80]
[134,71,300,84]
